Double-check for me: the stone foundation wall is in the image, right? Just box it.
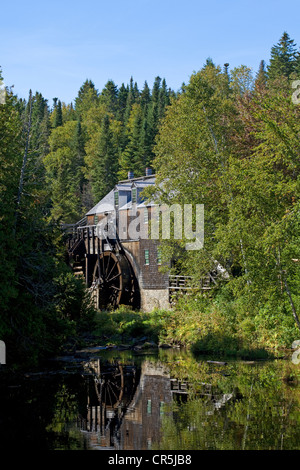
[140,288,170,312]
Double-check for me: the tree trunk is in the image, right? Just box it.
[283,275,300,331]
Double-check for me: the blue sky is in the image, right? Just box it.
[1,0,300,105]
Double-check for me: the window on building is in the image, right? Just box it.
[132,187,137,204]
[114,191,119,206]
[147,399,152,414]
[144,207,148,224]
[157,247,162,265]
[144,249,150,265]
[94,215,98,225]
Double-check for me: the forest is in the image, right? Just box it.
[1,32,300,367]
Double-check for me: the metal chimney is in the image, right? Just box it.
[128,170,134,179]
[145,167,152,176]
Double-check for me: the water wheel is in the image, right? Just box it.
[92,251,132,309]
[98,363,125,408]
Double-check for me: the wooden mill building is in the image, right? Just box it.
[67,168,218,311]
[67,169,171,311]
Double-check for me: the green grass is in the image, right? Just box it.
[91,305,164,346]
[85,285,299,359]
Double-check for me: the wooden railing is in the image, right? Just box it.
[168,273,217,292]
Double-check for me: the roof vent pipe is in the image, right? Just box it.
[145,167,152,176]
[128,170,134,179]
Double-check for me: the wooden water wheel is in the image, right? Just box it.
[98,363,125,408]
[92,251,133,309]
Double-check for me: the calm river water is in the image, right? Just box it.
[1,347,300,450]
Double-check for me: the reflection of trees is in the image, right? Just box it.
[156,361,300,450]
[45,381,87,450]
[4,352,299,450]
[44,356,300,451]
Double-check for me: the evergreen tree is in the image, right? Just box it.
[87,114,119,201]
[44,120,86,222]
[75,79,98,118]
[140,81,151,112]
[255,60,268,89]
[294,50,300,76]
[39,103,51,159]
[0,76,23,317]
[62,102,77,122]
[158,78,170,120]
[267,32,298,81]
[116,83,129,122]
[29,92,50,158]
[100,80,118,116]
[119,104,143,179]
[146,77,161,153]
[123,77,139,124]
[54,99,63,127]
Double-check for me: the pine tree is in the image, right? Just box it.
[62,102,77,122]
[294,51,300,76]
[44,120,86,222]
[267,32,298,81]
[54,99,63,127]
[116,83,129,122]
[123,77,139,124]
[89,114,119,201]
[255,60,268,89]
[0,77,23,317]
[139,81,151,113]
[75,79,98,118]
[39,103,51,159]
[145,76,161,158]
[29,92,50,157]
[119,104,143,179]
[100,80,118,116]
[158,78,170,120]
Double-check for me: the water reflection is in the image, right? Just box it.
[78,358,173,450]
[1,349,300,450]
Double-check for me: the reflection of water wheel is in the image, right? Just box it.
[92,252,132,309]
[99,364,125,408]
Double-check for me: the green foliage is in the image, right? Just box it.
[85,113,119,202]
[156,358,300,450]
[92,305,163,345]
[0,87,23,314]
[0,75,97,368]
[44,120,86,222]
[149,33,300,350]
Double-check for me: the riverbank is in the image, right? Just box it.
[4,286,299,373]
[65,303,290,362]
